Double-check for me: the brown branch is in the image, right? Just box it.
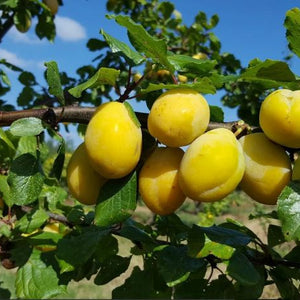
[0,106,257,133]
[0,14,15,43]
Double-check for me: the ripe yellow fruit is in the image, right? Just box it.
[259,89,300,148]
[67,143,107,205]
[148,89,210,147]
[85,101,142,179]
[239,133,291,205]
[178,128,245,202]
[293,156,300,181]
[139,147,185,215]
[42,0,59,15]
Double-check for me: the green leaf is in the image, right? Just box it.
[0,285,11,299]
[158,1,175,19]
[267,224,285,247]
[10,117,44,137]
[157,246,206,287]
[141,78,216,95]
[94,255,131,285]
[187,225,205,257]
[119,218,155,244]
[17,86,34,106]
[7,153,44,205]
[0,59,23,72]
[0,221,11,237]
[109,15,174,72]
[174,278,208,299]
[41,185,67,211]
[0,0,18,8]
[68,67,120,98]
[15,208,48,233]
[278,182,300,241]
[285,8,300,58]
[44,61,65,105]
[0,175,12,207]
[112,266,172,299]
[86,38,107,51]
[0,69,10,86]
[197,240,234,260]
[156,214,190,242]
[101,29,145,65]
[16,136,48,160]
[197,225,252,247]
[15,249,66,299]
[227,251,261,286]
[240,59,299,89]
[36,11,56,41]
[0,128,15,151]
[93,234,118,263]
[124,101,141,128]
[56,226,108,267]
[94,172,137,227]
[18,71,36,86]
[269,266,300,300]
[209,105,224,122]
[167,54,217,75]
[50,138,65,180]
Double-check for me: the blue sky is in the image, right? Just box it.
[1,0,300,146]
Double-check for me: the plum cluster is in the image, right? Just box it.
[66,88,300,215]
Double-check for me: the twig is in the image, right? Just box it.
[0,14,14,43]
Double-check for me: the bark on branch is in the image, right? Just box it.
[0,106,256,134]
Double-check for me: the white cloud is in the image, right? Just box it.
[55,16,87,42]
[0,48,44,70]
[8,27,45,45]
[0,48,28,67]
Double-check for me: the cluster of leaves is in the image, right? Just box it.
[0,0,63,108]
[0,0,300,299]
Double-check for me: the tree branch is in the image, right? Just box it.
[0,14,15,43]
[0,106,257,134]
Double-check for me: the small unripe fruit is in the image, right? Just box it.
[148,88,210,147]
[192,52,208,60]
[67,143,107,205]
[14,11,31,33]
[156,69,170,79]
[85,101,142,179]
[239,133,291,205]
[42,0,59,15]
[179,128,245,202]
[259,89,300,148]
[292,156,300,181]
[178,74,188,83]
[133,73,142,83]
[139,147,185,215]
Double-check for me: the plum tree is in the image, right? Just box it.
[0,1,300,299]
[178,128,245,202]
[259,89,300,148]
[148,88,210,147]
[139,146,185,215]
[239,132,292,205]
[67,143,107,205]
[84,101,142,179]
